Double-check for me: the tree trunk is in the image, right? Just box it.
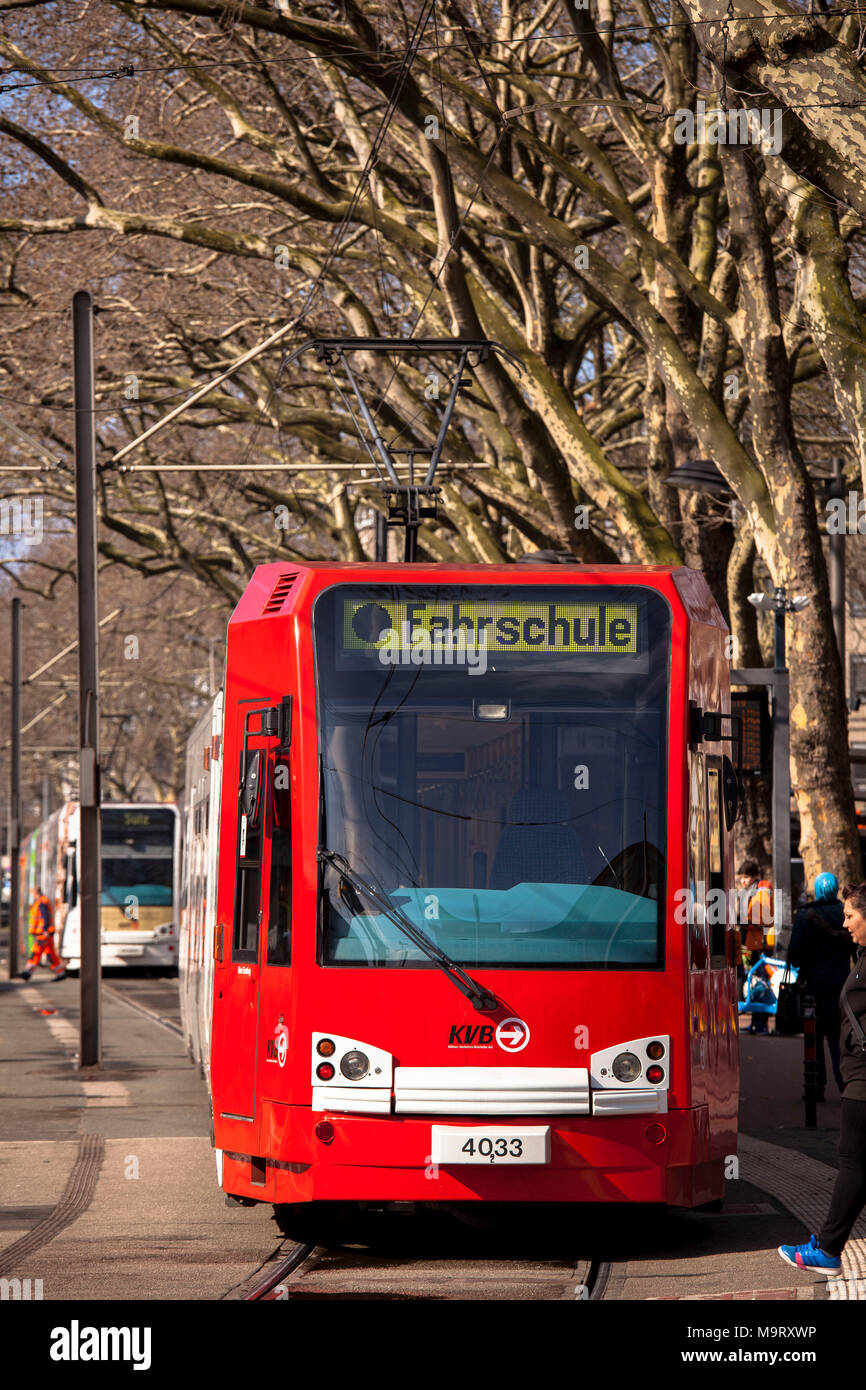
[722,143,860,887]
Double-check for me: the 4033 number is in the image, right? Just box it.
[461,1136,523,1160]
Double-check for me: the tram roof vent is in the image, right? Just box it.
[262,571,298,615]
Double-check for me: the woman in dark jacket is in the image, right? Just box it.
[787,872,855,1097]
[779,882,866,1273]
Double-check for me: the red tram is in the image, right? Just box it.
[209,561,739,1217]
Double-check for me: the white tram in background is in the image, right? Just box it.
[178,693,223,1081]
[17,800,180,972]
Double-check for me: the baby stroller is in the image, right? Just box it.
[738,954,797,1034]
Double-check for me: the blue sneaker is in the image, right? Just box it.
[778,1234,841,1273]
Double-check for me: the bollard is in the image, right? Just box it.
[803,993,818,1129]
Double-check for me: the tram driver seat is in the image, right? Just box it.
[490,788,587,892]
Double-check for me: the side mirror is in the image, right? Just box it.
[241,751,264,829]
[722,755,740,830]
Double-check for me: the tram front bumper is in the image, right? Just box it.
[219,1103,724,1208]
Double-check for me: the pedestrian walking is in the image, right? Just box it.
[779,882,866,1273]
[17,886,66,982]
[788,872,855,1100]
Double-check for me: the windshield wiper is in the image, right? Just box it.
[317,847,498,1013]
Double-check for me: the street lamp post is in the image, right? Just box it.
[73,290,102,1069]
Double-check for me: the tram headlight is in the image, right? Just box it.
[612,1052,642,1083]
[340,1050,370,1081]
[646,1040,665,1061]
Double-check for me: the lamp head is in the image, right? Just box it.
[747,592,774,612]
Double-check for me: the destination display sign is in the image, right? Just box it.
[103,808,175,830]
[101,806,176,848]
[341,598,639,655]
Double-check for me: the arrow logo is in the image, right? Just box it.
[495,1016,530,1052]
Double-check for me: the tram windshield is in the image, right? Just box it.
[101,806,176,909]
[314,585,670,970]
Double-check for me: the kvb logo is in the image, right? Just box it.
[495,1017,530,1052]
[447,1016,531,1050]
[266,1020,289,1066]
[448,1023,494,1047]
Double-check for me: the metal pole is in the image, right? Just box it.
[773,587,786,670]
[374,511,387,562]
[803,994,818,1128]
[829,457,846,675]
[110,336,314,467]
[423,348,469,486]
[772,590,792,956]
[8,598,21,979]
[73,290,101,1068]
[334,349,401,487]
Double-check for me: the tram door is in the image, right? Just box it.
[217,702,284,1121]
[255,740,293,1107]
[687,747,711,1081]
[687,734,738,1111]
[706,759,727,971]
[706,754,738,1084]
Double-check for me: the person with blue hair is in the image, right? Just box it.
[815,872,840,903]
[788,871,855,1099]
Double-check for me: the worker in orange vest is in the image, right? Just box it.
[18,887,66,982]
[737,860,775,960]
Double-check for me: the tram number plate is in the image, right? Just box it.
[431,1126,550,1165]
[114,945,144,957]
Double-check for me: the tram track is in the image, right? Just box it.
[242,1242,318,1300]
[234,1237,611,1301]
[102,979,184,1038]
[588,1258,613,1300]
[0,1134,106,1277]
